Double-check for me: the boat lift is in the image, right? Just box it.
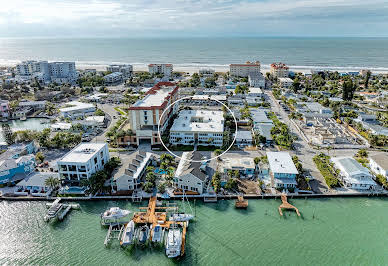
[44,198,80,222]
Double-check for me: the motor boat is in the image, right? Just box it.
[137,225,150,245]
[120,220,135,247]
[169,213,194,222]
[165,225,182,258]
[100,207,131,225]
[151,224,163,243]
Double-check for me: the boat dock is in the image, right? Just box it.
[278,194,300,217]
[104,223,125,246]
[235,196,248,208]
[133,196,181,229]
[44,198,80,222]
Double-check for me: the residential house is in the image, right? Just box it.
[174,151,208,194]
[369,153,388,179]
[331,157,376,190]
[267,152,298,189]
[112,151,156,193]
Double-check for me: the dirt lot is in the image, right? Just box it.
[237,179,261,194]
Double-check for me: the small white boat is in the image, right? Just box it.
[100,207,131,225]
[151,224,163,243]
[169,213,194,222]
[120,220,135,247]
[137,225,150,245]
[165,226,182,258]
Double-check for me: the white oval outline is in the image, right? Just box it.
[157,95,238,163]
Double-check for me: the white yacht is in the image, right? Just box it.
[100,207,131,225]
[120,220,135,247]
[151,224,163,243]
[169,213,194,222]
[165,226,182,258]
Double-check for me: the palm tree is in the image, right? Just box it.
[44,176,60,191]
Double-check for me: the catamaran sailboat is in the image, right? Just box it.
[100,207,131,225]
[120,220,135,247]
[165,225,182,258]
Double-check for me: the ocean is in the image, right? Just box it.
[1,198,388,265]
[1,37,388,73]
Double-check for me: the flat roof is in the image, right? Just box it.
[250,109,272,124]
[248,87,263,94]
[132,85,175,108]
[221,156,255,170]
[58,143,107,163]
[267,152,298,175]
[279,77,293,82]
[235,130,252,140]
[256,123,274,140]
[86,116,105,123]
[170,110,224,133]
[59,101,95,113]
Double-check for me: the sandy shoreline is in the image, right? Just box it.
[1,61,388,74]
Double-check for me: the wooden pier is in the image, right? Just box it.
[235,196,248,209]
[132,196,188,256]
[278,194,300,217]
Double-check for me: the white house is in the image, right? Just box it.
[170,110,224,147]
[369,153,388,179]
[16,172,59,197]
[174,152,208,194]
[331,157,376,190]
[267,152,298,189]
[219,156,256,177]
[234,130,253,147]
[279,77,293,88]
[57,143,109,185]
[59,101,96,118]
[112,151,156,192]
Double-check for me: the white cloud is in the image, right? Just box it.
[0,0,387,37]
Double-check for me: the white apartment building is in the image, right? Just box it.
[148,64,173,77]
[248,72,265,88]
[107,64,133,78]
[279,77,293,88]
[16,60,78,84]
[127,82,179,146]
[104,72,123,84]
[230,61,261,77]
[170,110,224,147]
[369,153,388,179]
[57,143,109,184]
[270,62,289,78]
[59,101,96,118]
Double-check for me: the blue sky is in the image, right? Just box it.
[0,0,387,38]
